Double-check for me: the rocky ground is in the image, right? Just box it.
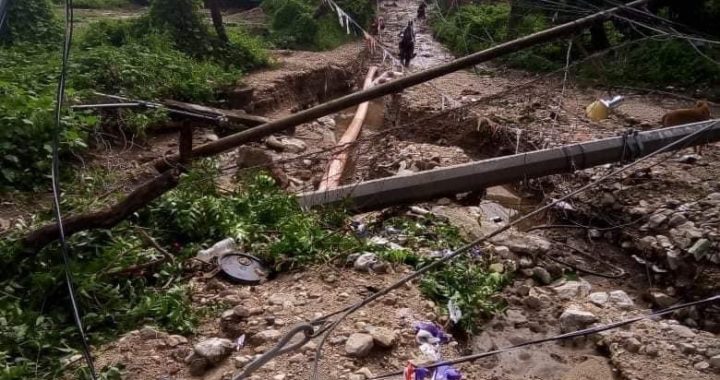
[11,2,720,380]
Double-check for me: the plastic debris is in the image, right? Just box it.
[447,299,462,324]
[414,322,451,345]
[350,221,368,238]
[419,342,441,361]
[435,365,462,380]
[586,96,624,121]
[236,334,245,350]
[428,249,453,259]
[353,252,379,272]
[197,237,236,263]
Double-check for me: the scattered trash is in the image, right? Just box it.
[434,365,462,380]
[447,299,462,324]
[197,238,236,263]
[409,206,431,215]
[550,198,575,211]
[353,252,379,272]
[369,236,404,250]
[428,249,453,259]
[419,343,441,361]
[350,221,368,238]
[218,252,268,285]
[678,154,700,164]
[411,322,462,379]
[586,96,624,122]
[414,322,451,345]
[236,335,246,351]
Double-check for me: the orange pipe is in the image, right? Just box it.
[319,66,378,191]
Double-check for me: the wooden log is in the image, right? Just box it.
[319,66,378,190]
[163,99,269,127]
[22,170,181,253]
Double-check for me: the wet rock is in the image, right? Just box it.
[253,329,282,344]
[709,355,720,368]
[265,135,307,153]
[647,214,668,229]
[188,356,209,376]
[233,305,251,318]
[268,293,291,306]
[624,337,642,353]
[637,236,658,251]
[694,361,710,370]
[518,257,534,268]
[651,292,678,308]
[166,335,189,347]
[233,355,253,368]
[642,344,659,357]
[356,367,374,379]
[552,280,592,299]
[345,333,374,357]
[670,324,696,339]
[668,213,687,227]
[139,326,163,340]
[193,337,234,364]
[678,343,696,354]
[532,267,552,285]
[367,327,397,348]
[492,232,551,255]
[588,292,609,306]
[559,308,598,333]
[688,239,711,260]
[608,290,634,309]
[666,250,682,270]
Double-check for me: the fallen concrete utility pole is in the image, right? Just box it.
[154,0,649,170]
[297,120,720,211]
[319,66,378,190]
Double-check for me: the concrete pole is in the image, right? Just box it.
[298,120,720,211]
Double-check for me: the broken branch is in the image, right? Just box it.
[22,170,181,253]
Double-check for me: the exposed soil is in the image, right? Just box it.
[9,2,720,380]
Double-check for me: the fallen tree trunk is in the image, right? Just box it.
[22,170,181,253]
[318,66,378,191]
[298,120,720,211]
[154,0,649,171]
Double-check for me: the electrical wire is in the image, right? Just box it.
[368,293,720,379]
[51,0,97,378]
[303,120,719,380]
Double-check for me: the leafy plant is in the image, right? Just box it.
[0,0,62,46]
[421,258,510,332]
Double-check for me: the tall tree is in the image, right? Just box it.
[206,0,229,44]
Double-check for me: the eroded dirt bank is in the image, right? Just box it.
[69,1,720,379]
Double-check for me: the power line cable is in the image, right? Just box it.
[368,293,720,379]
[301,118,719,379]
[51,0,97,378]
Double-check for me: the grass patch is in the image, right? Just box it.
[262,0,373,50]
[432,3,720,95]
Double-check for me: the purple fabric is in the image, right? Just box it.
[413,322,451,344]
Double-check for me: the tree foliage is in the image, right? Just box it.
[0,0,62,45]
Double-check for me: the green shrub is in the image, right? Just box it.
[262,0,373,51]
[431,4,568,71]
[420,258,510,332]
[72,33,242,102]
[578,38,720,94]
[0,46,96,190]
[0,0,62,45]
[51,0,134,9]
